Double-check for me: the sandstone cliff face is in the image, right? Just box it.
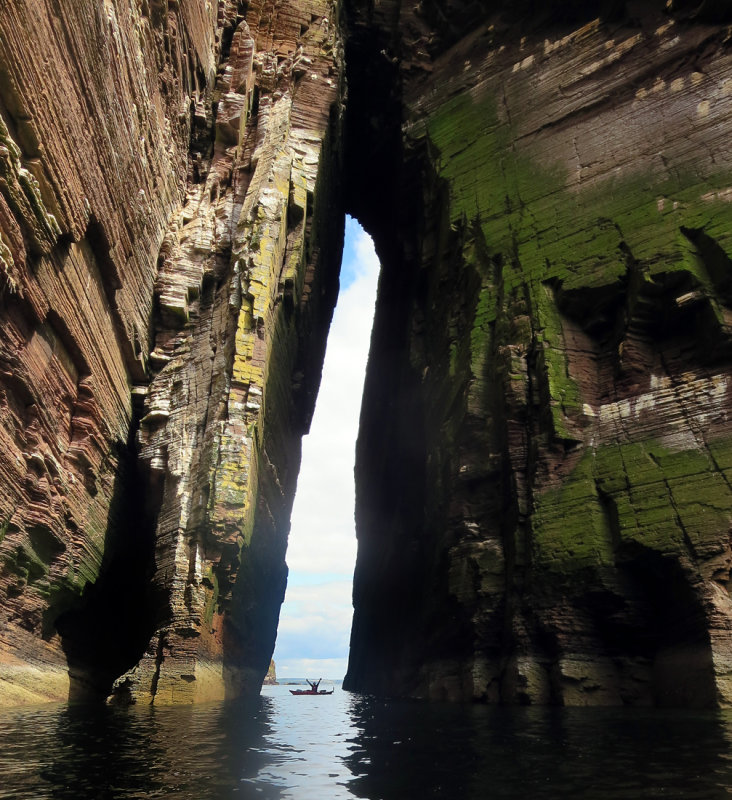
[4,0,732,711]
[113,0,344,706]
[345,1,732,706]
[0,0,343,705]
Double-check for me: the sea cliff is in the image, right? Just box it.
[1,0,732,708]
[0,0,343,705]
[345,0,732,707]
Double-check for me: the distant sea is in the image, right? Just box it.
[2,685,732,798]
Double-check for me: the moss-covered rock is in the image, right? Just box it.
[346,1,732,707]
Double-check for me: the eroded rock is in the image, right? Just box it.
[345,0,732,708]
[0,0,344,705]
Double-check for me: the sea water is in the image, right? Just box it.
[2,684,732,798]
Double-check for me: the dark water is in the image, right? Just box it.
[2,684,732,798]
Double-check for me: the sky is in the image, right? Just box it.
[272,216,380,680]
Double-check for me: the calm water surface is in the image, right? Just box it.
[2,684,732,798]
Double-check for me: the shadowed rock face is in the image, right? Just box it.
[344,0,732,706]
[2,0,732,708]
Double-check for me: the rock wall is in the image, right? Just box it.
[5,0,732,711]
[345,0,732,707]
[263,658,277,684]
[0,0,343,705]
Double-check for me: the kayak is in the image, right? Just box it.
[289,688,334,695]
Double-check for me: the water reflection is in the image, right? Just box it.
[2,689,732,798]
[344,695,732,799]
[0,696,277,800]
[45,704,162,798]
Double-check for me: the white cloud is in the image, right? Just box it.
[274,658,349,680]
[277,581,353,644]
[285,221,380,576]
[272,219,379,679]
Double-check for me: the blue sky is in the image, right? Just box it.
[272,216,380,680]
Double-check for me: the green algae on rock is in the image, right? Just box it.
[345,1,732,707]
[2,0,732,710]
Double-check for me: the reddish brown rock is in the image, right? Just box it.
[0,0,344,705]
[0,0,216,704]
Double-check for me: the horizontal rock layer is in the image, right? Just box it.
[345,0,732,706]
[115,0,344,705]
[0,0,214,704]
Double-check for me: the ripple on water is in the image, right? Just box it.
[1,688,732,798]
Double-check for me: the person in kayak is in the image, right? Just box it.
[307,679,321,693]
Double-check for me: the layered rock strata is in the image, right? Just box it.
[0,0,215,704]
[4,0,732,711]
[345,0,732,707]
[115,0,344,704]
[0,0,343,705]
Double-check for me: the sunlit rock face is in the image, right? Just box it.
[113,0,344,706]
[0,0,343,705]
[345,0,732,707]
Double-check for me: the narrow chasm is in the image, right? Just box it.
[5,0,732,712]
[272,216,380,683]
